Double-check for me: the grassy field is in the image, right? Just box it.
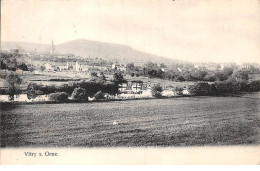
[1,93,260,147]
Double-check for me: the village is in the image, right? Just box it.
[1,40,260,103]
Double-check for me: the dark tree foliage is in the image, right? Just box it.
[71,87,88,101]
[0,61,7,70]
[102,83,119,95]
[79,81,104,97]
[192,70,208,81]
[188,82,217,96]
[5,72,22,100]
[204,74,216,82]
[222,67,234,77]
[188,78,260,96]
[49,92,68,102]
[126,63,135,73]
[151,84,163,98]
[39,84,57,95]
[230,70,249,81]
[27,79,120,98]
[113,72,126,85]
[17,62,29,71]
[93,91,106,100]
[98,72,107,83]
[174,86,184,95]
[214,80,243,94]
[91,72,98,77]
[176,75,185,82]
[247,80,260,92]
[183,72,193,81]
[27,82,43,99]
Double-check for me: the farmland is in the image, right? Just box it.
[1,93,260,147]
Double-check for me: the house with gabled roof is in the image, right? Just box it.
[118,80,150,94]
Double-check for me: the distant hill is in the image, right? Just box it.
[1,41,50,53]
[1,39,182,65]
[55,39,181,64]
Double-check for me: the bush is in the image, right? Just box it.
[231,70,249,81]
[113,72,126,85]
[31,81,119,98]
[49,92,68,102]
[246,80,260,92]
[79,81,105,97]
[71,87,88,101]
[58,83,76,95]
[188,82,216,96]
[39,84,57,95]
[151,84,163,98]
[93,91,105,100]
[27,83,43,99]
[214,80,242,94]
[27,90,43,99]
[173,86,184,95]
[102,83,119,95]
[152,91,163,98]
[204,74,216,82]
[176,75,185,82]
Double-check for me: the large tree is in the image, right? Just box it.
[126,63,135,73]
[5,72,22,101]
[113,72,126,85]
[151,84,163,98]
[17,62,29,71]
[231,70,249,81]
[99,72,107,83]
[27,83,43,99]
[71,87,88,101]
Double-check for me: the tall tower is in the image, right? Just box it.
[50,40,55,55]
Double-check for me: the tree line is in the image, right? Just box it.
[126,62,259,82]
[27,77,123,102]
[188,80,260,96]
[1,71,127,102]
[2,71,260,102]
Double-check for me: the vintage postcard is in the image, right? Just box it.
[0,0,260,165]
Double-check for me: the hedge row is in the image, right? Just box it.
[188,80,260,96]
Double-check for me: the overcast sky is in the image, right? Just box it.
[2,0,260,64]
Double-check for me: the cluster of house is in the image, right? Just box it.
[43,61,126,73]
[118,80,151,94]
[117,80,191,96]
[193,63,259,71]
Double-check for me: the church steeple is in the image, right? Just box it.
[50,40,55,55]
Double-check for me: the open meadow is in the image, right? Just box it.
[1,93,259,147]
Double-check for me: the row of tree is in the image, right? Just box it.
[26,72,127,101]
[2,71,126,101]
[1,60,30,71]
[188,80,260,96]
[126,62,255,82]
[150,79,260,98]
[27,81,120,100]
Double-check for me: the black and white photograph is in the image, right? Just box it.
[0,0,259,165]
